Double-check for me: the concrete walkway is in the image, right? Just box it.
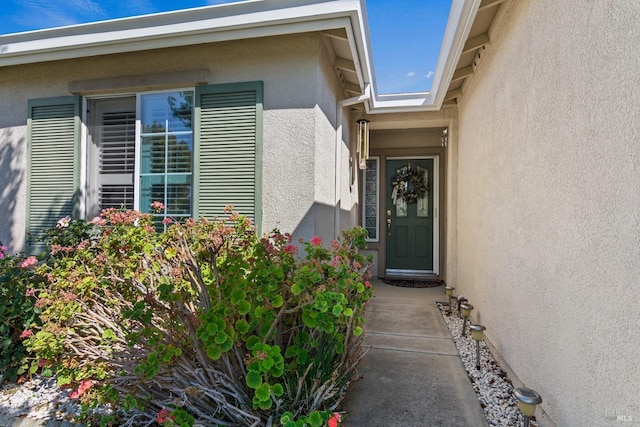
[341,281,488,426]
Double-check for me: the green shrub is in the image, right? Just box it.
[0,244,44,383]
[24,207,373,426]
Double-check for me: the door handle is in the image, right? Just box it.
[387,218,391,235]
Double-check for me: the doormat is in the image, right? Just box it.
[382,278,444,288]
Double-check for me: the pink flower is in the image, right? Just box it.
[20,330,33,339]
[284,244,298,255]
[90,216,101,224]
[0,245,7,259]
[20,256,37,269]
[25,289,37,297]
[328,412,341,427]
[150,201,165,211]
[56,215,71,228]
[156,408,175,424]
[365,280,373,289]
[310,236,322,247]
[331,240,340,251]
[69,379,94,399]
[162,217,173,225]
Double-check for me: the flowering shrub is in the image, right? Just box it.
[0,244,45,384]
[23,207,372,425]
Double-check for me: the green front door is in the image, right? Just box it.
[386,158,435,275]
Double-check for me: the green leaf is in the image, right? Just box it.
[255,383,270,401]
[309,411,323,427]
[259,398,273,410]
[291,283,303,295]
[280,413,293,425]
[343,307,353,317]
[247,335,260,350]
[206,345,222,360]
[246,371,262,389]
[353,326,363,336]
[238,300,251,315]
[332,304,343,316]
[214,332,228,345]
[102,329,116,340]
[272,383,284,397]
[236,319,250,334]
[231,289,246,304]
[272,295,284,308]
[302,310,318,328]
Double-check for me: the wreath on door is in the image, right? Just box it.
[391,168,428,204]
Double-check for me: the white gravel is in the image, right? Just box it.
[437,302,539,427]
[0,376,113,424]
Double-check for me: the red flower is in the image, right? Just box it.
[284,244,298,255]
[328,412,341,427]
[310,236,322,246]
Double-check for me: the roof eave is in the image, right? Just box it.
[0,0,364,68]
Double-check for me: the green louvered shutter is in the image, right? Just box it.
[194,82,263,228]
[27,97,81,253]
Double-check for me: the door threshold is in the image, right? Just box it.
[385,269,438,280]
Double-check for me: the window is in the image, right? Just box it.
[88,91,194,229]
[26,81,263,252]
[139,91,194,227]
[362,157,379,241]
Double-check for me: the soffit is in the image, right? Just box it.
[443,0,512,105]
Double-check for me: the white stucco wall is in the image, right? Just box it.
[455,1,640,425]
[0,33,347,252]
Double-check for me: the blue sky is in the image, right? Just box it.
[0,0,451,94]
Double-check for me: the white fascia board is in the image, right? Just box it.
[0,0,364,67]
[428,0,481,108]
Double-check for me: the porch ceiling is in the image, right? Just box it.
[443,0,513,105]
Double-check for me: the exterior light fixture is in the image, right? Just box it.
[356,117,370,169]
[514,387,542,427]
[470,324,486,370]
[460,303,473,336]
[441,127,448,147]
[445,286,454,314]
[456,295,467,318]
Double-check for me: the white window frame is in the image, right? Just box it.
[362,156,380,242]
[80,88,194,220]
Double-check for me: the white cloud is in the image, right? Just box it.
[407,71,416,77]
[68,0,105,16]
[426,70,434,79]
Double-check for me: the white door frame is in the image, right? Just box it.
[385,155,439,277]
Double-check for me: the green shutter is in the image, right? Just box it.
[194,82,263,229]
[27,96,81,253]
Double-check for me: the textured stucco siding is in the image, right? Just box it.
[455,1,640,425]
[0,33,347,253]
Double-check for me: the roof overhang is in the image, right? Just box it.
[0,0,481,113]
